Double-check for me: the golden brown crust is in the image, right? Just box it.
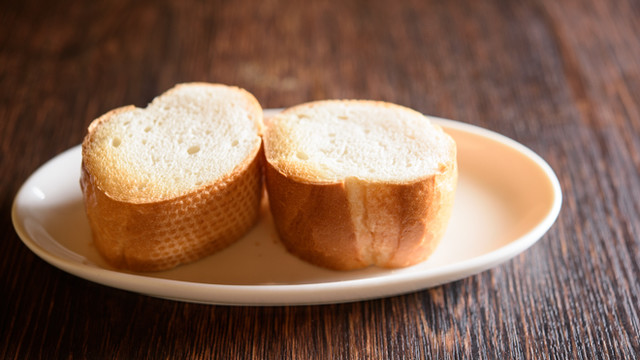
[380,158,457,268]
[265,157,457,270]
[265,161,363,270]
[81,148,264,272]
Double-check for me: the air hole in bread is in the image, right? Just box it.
[296,114,310,120]
[187,145,201,155]
[144,126,152,132]
[111,137,121,147]
[142,139,147,145]
[231,140,239,147]
[338,115,349,120]
[296,151,309,160]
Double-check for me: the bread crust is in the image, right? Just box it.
[80,83,264,271]
[263,100,458,270]
[265,158,456,270]
[81,147,263,272]
[264,162,361,270]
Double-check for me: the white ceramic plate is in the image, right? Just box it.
[12,110,561,306]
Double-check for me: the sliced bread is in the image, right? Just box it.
[80,83,264,271]
[263,100,457,270]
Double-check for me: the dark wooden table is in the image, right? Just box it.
[2,0,639,358]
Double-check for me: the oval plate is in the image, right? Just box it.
[12,110,561,305]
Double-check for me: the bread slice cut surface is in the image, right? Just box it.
[265,101,453,183]
[83,83,262,203]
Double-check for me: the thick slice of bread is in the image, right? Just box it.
[263,100,457,270]
[80,83,264,272]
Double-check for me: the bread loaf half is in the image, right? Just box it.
[80,83,264,272]
[263,100,457,270]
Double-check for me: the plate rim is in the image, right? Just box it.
[11,115,562,306]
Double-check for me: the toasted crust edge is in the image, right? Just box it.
[80,147,264,272]
[265,156,457,270]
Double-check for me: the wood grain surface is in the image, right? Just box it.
[2,0,639,358]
